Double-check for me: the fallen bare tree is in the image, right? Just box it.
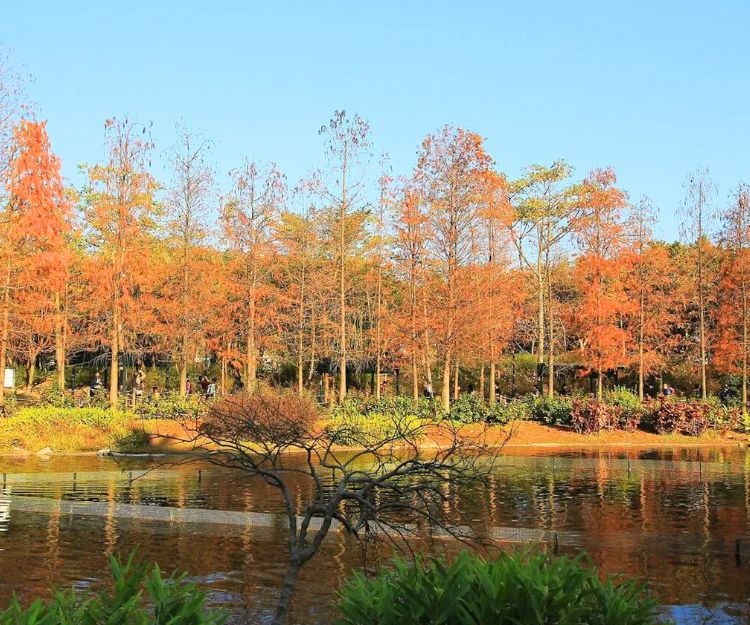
[167,391,510,625]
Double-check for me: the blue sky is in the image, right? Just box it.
[2,0,748,241]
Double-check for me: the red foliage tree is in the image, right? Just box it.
[574,168,629,399]
[2,119,70,399]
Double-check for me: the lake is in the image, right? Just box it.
[0,446,749,624]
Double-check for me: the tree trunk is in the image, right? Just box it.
[296,353,304,394]
[410,273,419,401]
[545,223,554,398]
[338,154,348,404]
[479,365,485,402]
[547,349,554,398]
[422,288,433,392]
[221,352,227,396]
[453,360,459,400]
[109,337,119,405]
[743,283,748,415]
[411,353,419,401]
[339,274,347,402]
[247,288,258,394]
[297,274,306,395]
[0,257,11,405]
[489,361,496,405]
[307,302,317,384]
[440,350,451,411]
[272,560,302,625]
[546,263,555,398]
[179,362,188,397]
[55,292,66,391]
[109,311,119,406]
[697,236,708,400]
[536,244,545,393]
[25,358,36,391]
[323,373,331,406]
[375,264,382,400]
[638,283,645,400]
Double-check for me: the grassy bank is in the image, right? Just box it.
[0,407,148,453]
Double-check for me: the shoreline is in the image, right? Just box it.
[2,419,747,457]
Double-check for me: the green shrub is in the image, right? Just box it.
[481,397,533,424]
[449,394,490,424]
[529,395,573,426]
[326,397,433,445]
[0,552,226,625]
[701,395,742,431]
[494,397,532,422]
[604,386,640,411]
[603,387,644,431]
[135,393,207,421]
[336,550,658,625]
[37,381,76,408]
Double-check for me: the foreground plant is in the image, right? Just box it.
[336,550,659,625]
[0,552,226,625]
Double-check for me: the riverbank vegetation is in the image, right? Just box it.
[1,384,748,453]
[2,57,750,418]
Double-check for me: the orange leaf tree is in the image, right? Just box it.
[574,168,629,399]
[81,118,159,404]
[2,119,70,399]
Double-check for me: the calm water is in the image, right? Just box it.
[0,446,749,624]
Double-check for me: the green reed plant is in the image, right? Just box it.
[0,552,226,625]
[336,550,659,625]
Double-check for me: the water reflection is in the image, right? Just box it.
[0,447,748,624]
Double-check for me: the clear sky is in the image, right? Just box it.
[2,0,748,241]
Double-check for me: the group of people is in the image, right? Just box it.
[88,367,221,402]
[193,375,217,399]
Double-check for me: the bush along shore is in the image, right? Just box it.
[1,386,748,454]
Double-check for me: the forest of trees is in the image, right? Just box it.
[2,60,749,413]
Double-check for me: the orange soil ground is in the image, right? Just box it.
[445,420,748,449]
[138,418,750,455]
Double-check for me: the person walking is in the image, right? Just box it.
[231,373,244,394]
[91,371,104,394]
[133,364,146,406]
